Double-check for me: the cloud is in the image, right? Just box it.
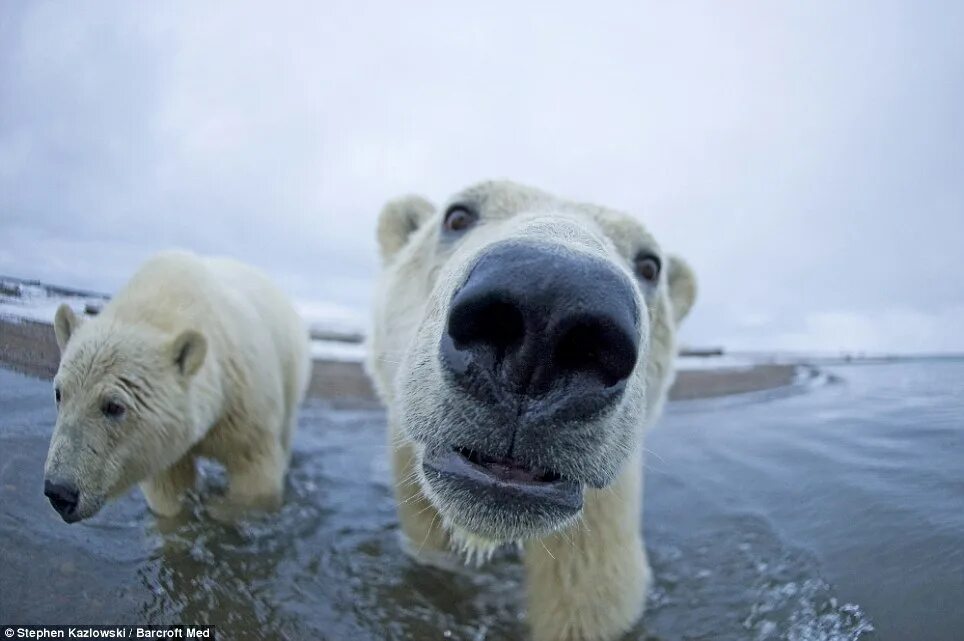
[1,0,962,353]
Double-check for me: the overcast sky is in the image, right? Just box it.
[1,1,962,353]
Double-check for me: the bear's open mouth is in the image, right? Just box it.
[453,446,563,484]
[421,446,583,519]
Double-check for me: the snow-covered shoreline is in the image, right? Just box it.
[1,277,733,370]
[1,275,369,363]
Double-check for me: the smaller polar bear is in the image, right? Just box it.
[43,250,311,523]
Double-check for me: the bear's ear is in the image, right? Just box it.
[171,330,207,377]
[53,304,82,353]
[666,255,697,325]
[376,195,436,263]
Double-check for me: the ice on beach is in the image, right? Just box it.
[295,300,367,340]
[0,278,106,325]
[676,354,758,371]
[298,301,369,359]
[310,338,367,362]
[1,276,371,363]
[1,276,801,370]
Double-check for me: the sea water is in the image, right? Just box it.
[1,361,961,640]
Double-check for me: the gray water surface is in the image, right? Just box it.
[1,362,961,640]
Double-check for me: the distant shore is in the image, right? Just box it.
[0,316,801,406]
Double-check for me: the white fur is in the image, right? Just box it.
[366,181,696,641]
[45,250,311,520]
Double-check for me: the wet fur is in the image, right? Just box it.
[366,181,696,641]
[45,250,311,521]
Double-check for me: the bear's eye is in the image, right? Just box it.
[634,254,661,283]
[54,387,61,405]
[443,205,478,233]
[101,400,126,419]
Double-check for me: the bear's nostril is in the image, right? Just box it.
[44,479,80,519]
[552,317,639,388]
[447,295,525,357]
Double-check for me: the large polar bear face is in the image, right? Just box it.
[369,181,695,548]
[43,305,207,522]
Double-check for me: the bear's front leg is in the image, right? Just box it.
[141,455,197,517]
[201,424,289,523]
[523,457,648,641]
[221,438,286,512]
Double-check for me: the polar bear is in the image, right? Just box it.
[43,250,311,523]
[366,181,696,641]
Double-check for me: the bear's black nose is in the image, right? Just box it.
[44,479,80,522]
[441,242,640,416]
